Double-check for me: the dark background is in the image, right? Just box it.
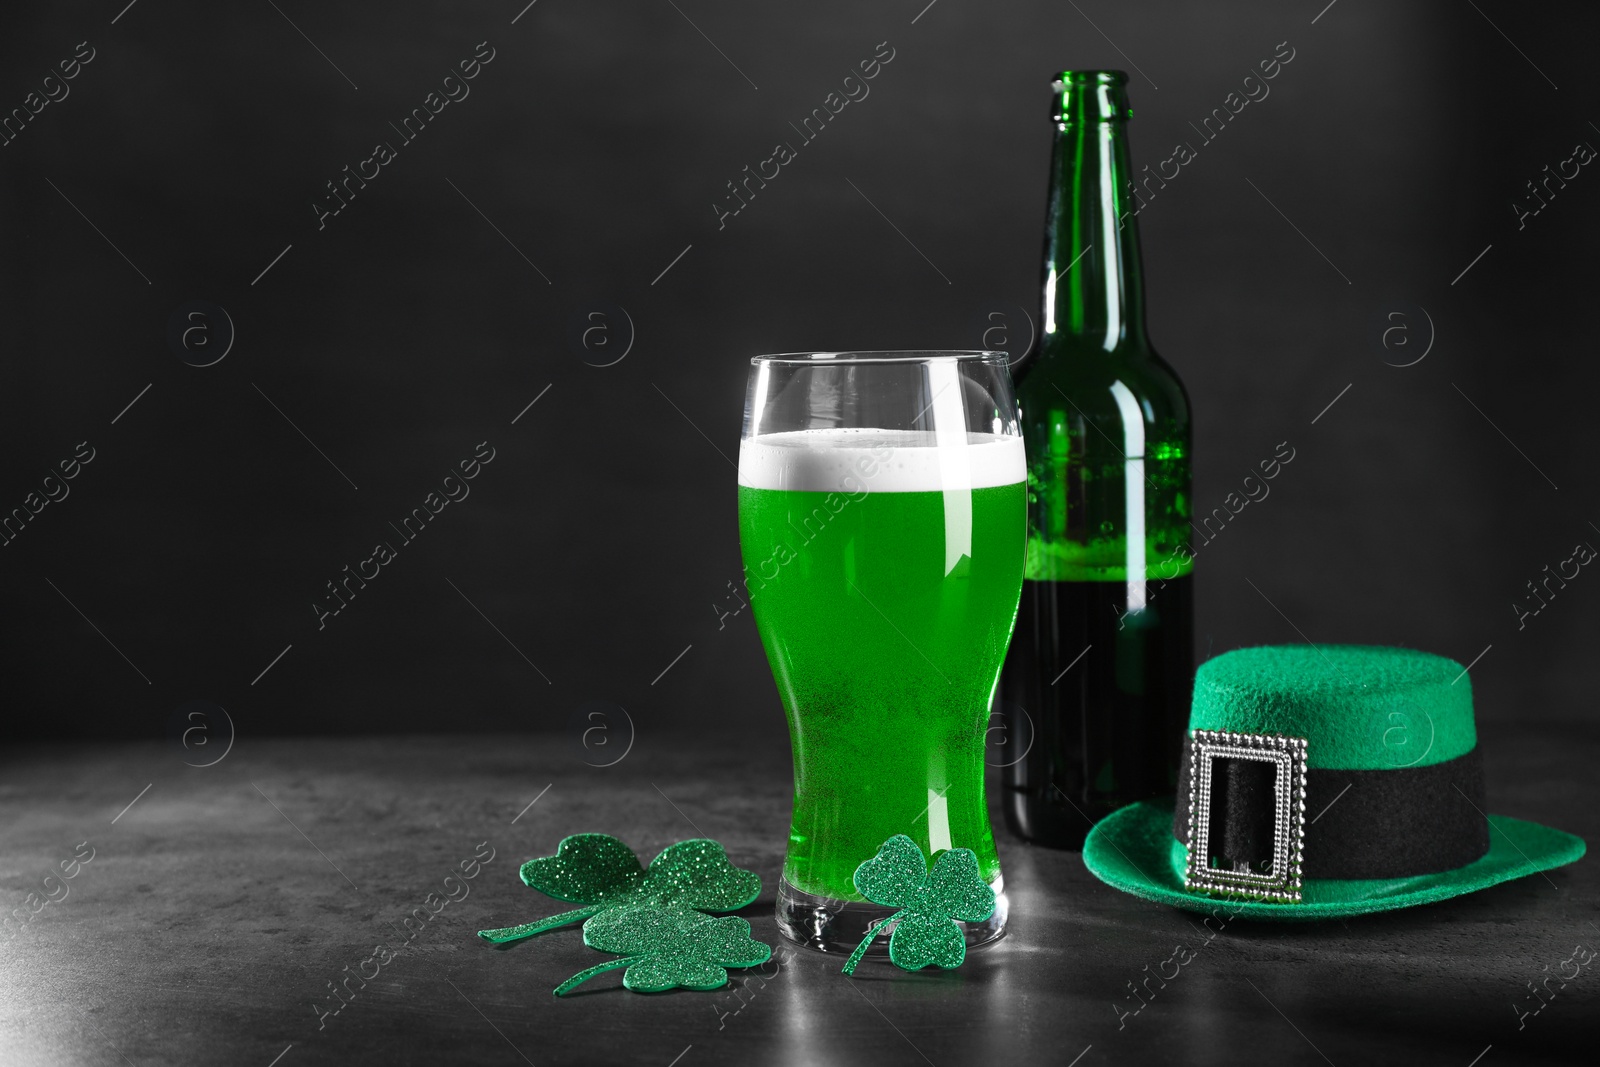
[3,0,1596,747]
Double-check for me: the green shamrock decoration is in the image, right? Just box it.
[553,905,772,996]
[840,834,996,976]
[477,834,761,945]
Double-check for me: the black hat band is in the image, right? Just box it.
[1173,737,1491,880]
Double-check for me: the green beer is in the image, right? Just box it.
[738,428,1025,901]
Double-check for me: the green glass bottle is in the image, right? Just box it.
[998,70,1194,849]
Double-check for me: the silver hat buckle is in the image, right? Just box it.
[1184,730,1308,903]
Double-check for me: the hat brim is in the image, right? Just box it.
[1083,798,1586,922]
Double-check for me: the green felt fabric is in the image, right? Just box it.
[1189,645,1477,770]
[1083,798,1586,921]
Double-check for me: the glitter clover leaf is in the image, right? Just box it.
[553,905,772,996]
[840,834,996,976]
[476,834,761,945]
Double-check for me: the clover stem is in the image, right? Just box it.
[553,954,647,997]
[840,910,904,976]
[477,904,604,944]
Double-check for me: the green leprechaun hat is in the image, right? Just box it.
[1083,645,1585,921]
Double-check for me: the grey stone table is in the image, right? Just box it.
[2,724,1594,1066]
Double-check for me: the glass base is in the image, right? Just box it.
[776,874,1009,955]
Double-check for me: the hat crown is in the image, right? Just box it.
[1188,645,1477,770]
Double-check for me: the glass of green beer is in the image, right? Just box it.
[738,351,1026,953]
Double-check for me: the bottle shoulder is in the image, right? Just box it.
[1015,342,1190,430]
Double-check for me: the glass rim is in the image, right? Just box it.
[749,349,1008,367]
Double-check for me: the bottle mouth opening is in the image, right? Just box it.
[1052,69,1128,87]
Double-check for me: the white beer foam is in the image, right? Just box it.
[738,428,1025,492]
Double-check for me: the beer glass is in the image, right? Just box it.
[738,351,1026,952]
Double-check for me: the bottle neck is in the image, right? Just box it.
[1042,116,1148,353]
